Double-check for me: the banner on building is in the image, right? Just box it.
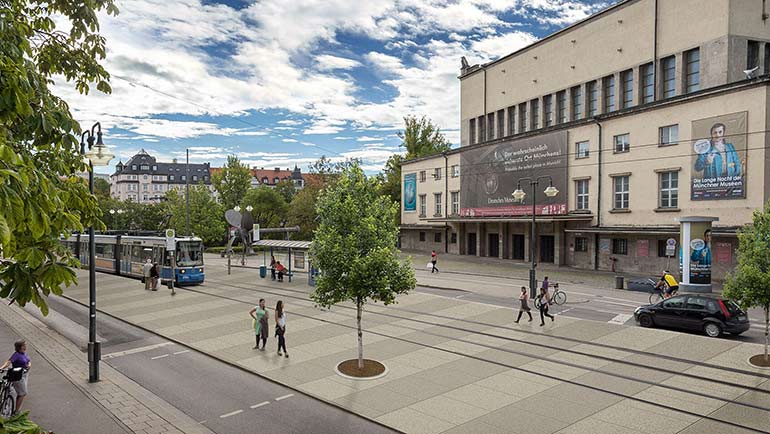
[403,173,417,212]
[691,112,747,200]
[686,222,712,284]
[460,131,568,217]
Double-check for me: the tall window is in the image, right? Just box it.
[557,90,567,124]
[621,69,633,108]
[531,99,539,129]
[587,81,598,117]
[685,48,700,93]
[662,55,676,98]
[451,191,459,215]
[519,104,528,133]
[419,171,426,182]
[659,171,679,208]
[659,124,678,146]
[451,165,460,178]
[641,62,654,103]
[576,141,589,159]
[487,113,495,140]
[575,237,588,252]
[614,133,630,153]
[544,95,553,127]
[603,75,615,112]
[434,193,442,216]
[612,239,628,255]
[469,118,476,145]
[497,109,505,138]
[576,179,589,210]
[478,115,486,142]
[747,40,760,70]
[419,194,426,216]
[419,232,426,242]
[434,167,441,180]
[613,176,630,210]
[571,86,582,121]
[507,106,516,137]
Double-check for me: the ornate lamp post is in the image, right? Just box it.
[80,122,114,383]
[512,176,559,299]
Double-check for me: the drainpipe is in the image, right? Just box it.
[592,117,603,271]
[443,152,449,253]
[653,0,659,100]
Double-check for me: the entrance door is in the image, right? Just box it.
[512,235,525,260]
[467,233,477,256]
[488,233,499,258]
[540,235,555,263]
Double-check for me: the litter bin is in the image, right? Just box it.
[308,267,318,287]
[259,265,266,278]
[615,276,624,289]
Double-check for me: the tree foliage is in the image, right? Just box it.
[0,0,118,314]
[275,179,297,203]
[287,184,320,241]
[724,200,770,361]
[212,155,251,212]
[310,163,415,368]
[98,197,168,232]
[94,177,111,199]
[241,186,287,230]
[398,115,451,160]
[165,186,223,247]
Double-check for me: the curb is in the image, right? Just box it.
[62,294,404,434]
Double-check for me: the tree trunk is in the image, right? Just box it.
[765,305,769,362]
[357,298,364,370]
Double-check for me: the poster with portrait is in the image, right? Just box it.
[691,112,747,200]
[688,222,712,284]
[403,173,417,211]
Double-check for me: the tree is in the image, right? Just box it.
[212,156,251,212]
[0,0,118,314]
[398,115,451,160]
[275,179,297,203]
[310,164,416,369]
[241,186,287,231]
[308,156,359,187]
[165,186,224,246]
[378,154,404,223]
[724,200,770,363]
[287,184,321,240]
[94,178,111,199]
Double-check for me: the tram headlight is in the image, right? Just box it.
[198,268,204,273]
[180,269,186,274]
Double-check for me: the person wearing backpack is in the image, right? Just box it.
[537,287,555,326]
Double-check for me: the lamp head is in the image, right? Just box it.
[84,131,115,167]
[512,188,526,201]
[234,206,241,213]
[544,185,559,197]
[109,209,116,215]
[246,205,253,212]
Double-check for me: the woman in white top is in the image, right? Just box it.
[275,300,288,358]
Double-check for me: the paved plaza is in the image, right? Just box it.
[57,254,770,434]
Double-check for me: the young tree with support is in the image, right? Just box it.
[310,163,416,374]
[724,200,770,367]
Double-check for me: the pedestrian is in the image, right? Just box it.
[249,299,269,350]
[541,276,549,291]
[514,286,532,323]
[275,261,287,282]
[270,255,276,281]
[430,250,439,273]
[275,300,288,358]
[142,259,153,290]
[1,340,30,414]
[537,286,555,326]
[150,263,159,291]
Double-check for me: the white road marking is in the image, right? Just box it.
[454,295,465,299]
[219,410,243,418]
[250,401,270,409]
[150,354,169,360]
[554,307,576,316]
[103,342,173,359]
[198,420,207,425]
[275,394,294,401]
[592,299,641,308]
[173,350,190,355]
[609,313,634,324]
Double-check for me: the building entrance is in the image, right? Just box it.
[467,233,477,256]
[488,233,499,258]
[512,234,525,260]
[540,235,555,263]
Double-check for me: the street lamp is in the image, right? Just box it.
[512,176,559,299]
[234,205,241,213]
[80,122,114,383]
[246,205,253,213]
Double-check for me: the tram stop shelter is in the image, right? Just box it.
[252,239,312,283]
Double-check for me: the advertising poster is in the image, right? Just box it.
[688,222,712,284]
[636,239,649,257]
[460,131,567,217]
[691,112,747,200]
[716,242,732,265]
[403,173,417,212]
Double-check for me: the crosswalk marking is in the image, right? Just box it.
[609,313,633,324]
[150,354,169,360]
[103,342,173,359]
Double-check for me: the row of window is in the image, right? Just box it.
[469,49,700,145]
[574,124,678,160]
[418,231,459,244]
[129,164,208,174]
[574,171,679,212]
[418,166,460,182]
[574,236,685,258]
[746,40,770,75]
[417,192,461,217]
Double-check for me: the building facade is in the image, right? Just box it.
[110,150,213,203]
[401,0,770,280]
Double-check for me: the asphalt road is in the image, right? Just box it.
[33,296,396,434]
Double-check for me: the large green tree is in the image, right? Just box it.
[212,155,251,212]
[287,184,321,241]
[275,179,297,203]
[241,186,287,231]
[165,187,224,247]
[0,0,118,314]
[311,163,415,369]
[724,200,770,363]
[94,177,111,199]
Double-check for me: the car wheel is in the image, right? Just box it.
[704,322,722,338]
[638,314,654,328]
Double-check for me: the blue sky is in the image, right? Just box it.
[57,0,613,174]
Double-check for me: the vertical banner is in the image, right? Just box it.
[687,222,712,284]
[636,239,649,257]
[715,241,732,264]
[691,112,747,200]
[403,173,417,212]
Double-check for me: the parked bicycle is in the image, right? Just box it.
[0,367,24,418]
[647,278,678,304]
[534,283,567,308]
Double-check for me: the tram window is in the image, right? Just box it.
[176,241,203,266]
[95,244,113,258]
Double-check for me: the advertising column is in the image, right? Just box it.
[679,216,718,293]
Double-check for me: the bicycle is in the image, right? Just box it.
[0,367,23,418]
[534,283,567,308]
[647,278,678,304]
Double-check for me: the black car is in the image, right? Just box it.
[634,294,750,337]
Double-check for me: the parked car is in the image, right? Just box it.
[634,294,749,337]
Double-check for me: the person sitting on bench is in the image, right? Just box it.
[275,261,287,282]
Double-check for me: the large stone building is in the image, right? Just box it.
[401,0,770,280]
[110,150,213,203]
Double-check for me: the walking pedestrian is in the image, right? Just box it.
[1,340,30,414]
[275,300,288,358]
[537,286,555,326]
[270,255,276,281]
[541,276,549,291]
[142,259,153,290]
[249,299,269,350]
[514,286,532,323]
[430,250,439,273]
[150,263,159,291]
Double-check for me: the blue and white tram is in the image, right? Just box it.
[62,234,205,285]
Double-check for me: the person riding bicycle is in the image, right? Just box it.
[0,340,30,414]
[655,270,679,299]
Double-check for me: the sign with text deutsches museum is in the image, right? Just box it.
[460,131,567,217]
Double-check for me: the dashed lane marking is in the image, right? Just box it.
[103,342,173,359]
[275,394,294,401]
[250,401,270,409]
[173,350,190,355]
[150,354,169,360]
[219,410,243,419]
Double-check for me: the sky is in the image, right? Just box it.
[56,0,614,175]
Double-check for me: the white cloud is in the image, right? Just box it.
[470,31,538,58]
[356,136,383,142]
[315,55,362,70]
[282,138,299,143]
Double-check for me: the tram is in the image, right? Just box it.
[62,234,205,285]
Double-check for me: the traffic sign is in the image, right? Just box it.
[252,224,260,242]
[165,229,176,251]
[665,237,676,257]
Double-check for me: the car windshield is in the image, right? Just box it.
[723,299,743,315]
[176,241,203,267]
